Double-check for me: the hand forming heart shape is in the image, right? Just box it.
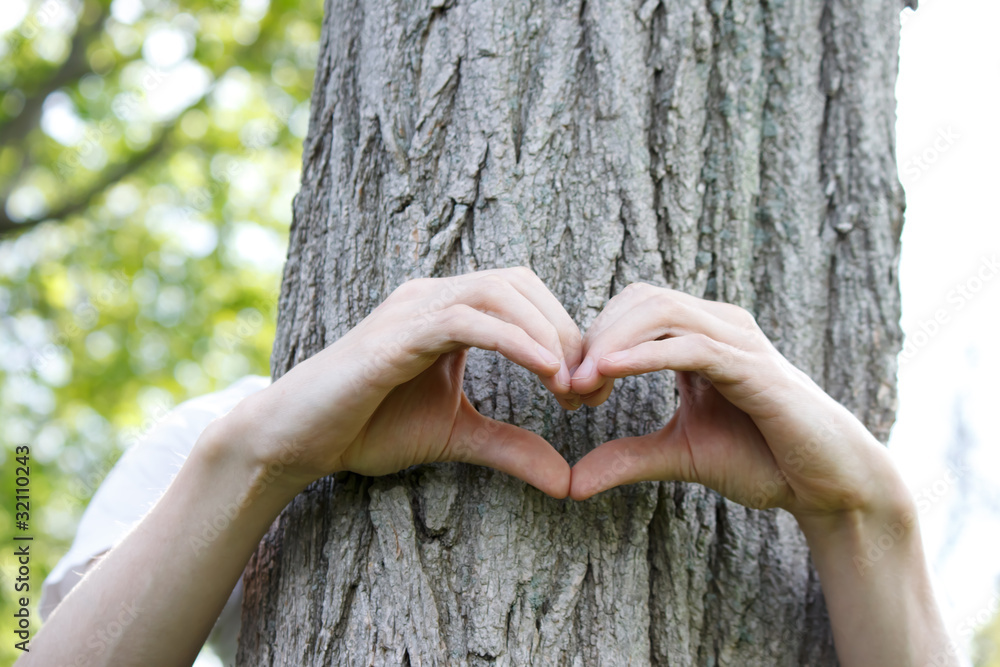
[34,269,947,667]
[227,267,901,523]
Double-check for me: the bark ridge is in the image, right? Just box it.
[240,0,906,664]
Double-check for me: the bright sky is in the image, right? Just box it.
[891,0,1000,661]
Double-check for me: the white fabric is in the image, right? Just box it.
[40,374,271,664]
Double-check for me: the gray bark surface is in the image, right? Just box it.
[239,0,907,664]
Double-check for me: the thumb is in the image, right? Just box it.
[446,395,571,499]
[570,430,689,500]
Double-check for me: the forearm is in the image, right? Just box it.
[797,494,954,666]
[21,421,303,667]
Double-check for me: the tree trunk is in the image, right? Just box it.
[239,0,906,664]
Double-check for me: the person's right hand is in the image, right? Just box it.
[568,283,910,526]
[212,268,583,498]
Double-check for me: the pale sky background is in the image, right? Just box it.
[891,0,1000,661]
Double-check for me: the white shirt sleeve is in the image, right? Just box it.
[40,374,271,662]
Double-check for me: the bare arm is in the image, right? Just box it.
[568,282,954,666]
[21,268,582,666]
[20,431,299,666]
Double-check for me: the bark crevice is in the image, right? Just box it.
[242,0,906,663]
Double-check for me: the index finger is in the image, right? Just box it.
[573,284,760,397]
[478,267,583,369]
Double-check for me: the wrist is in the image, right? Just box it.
[195,406,311,508]
[791,419,917,540]
[792,461,951,665]
[794,465,921,575]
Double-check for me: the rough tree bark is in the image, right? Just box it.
[239,0,908,664]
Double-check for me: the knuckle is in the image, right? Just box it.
[475,273,511,295]
[689,332,716,351]
[653,290,680,318]
[543,322,563,353]
[391,277,430,301]
[473,274,516,305]
[565,328,584,353]
[691,334,731,369]
[737,315,769,347]
[623,281,651,295]
[482,272,509,286]
[433,304,473,339]
[727,303,759,329]
[508,265,536,280]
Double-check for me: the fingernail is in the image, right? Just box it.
[566,398,582,410]
[536,344,560,366]
[601,350,630,363]
[556,359,571,389]
[572,358,594,380]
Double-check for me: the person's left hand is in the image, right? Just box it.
[212,268,583,498]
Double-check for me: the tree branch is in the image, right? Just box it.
[0,6,110,149]
[0,4,282,237]
[0,131,170,236]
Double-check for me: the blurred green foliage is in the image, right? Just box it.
[0,0,320,662]
[977,596,1000,667]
